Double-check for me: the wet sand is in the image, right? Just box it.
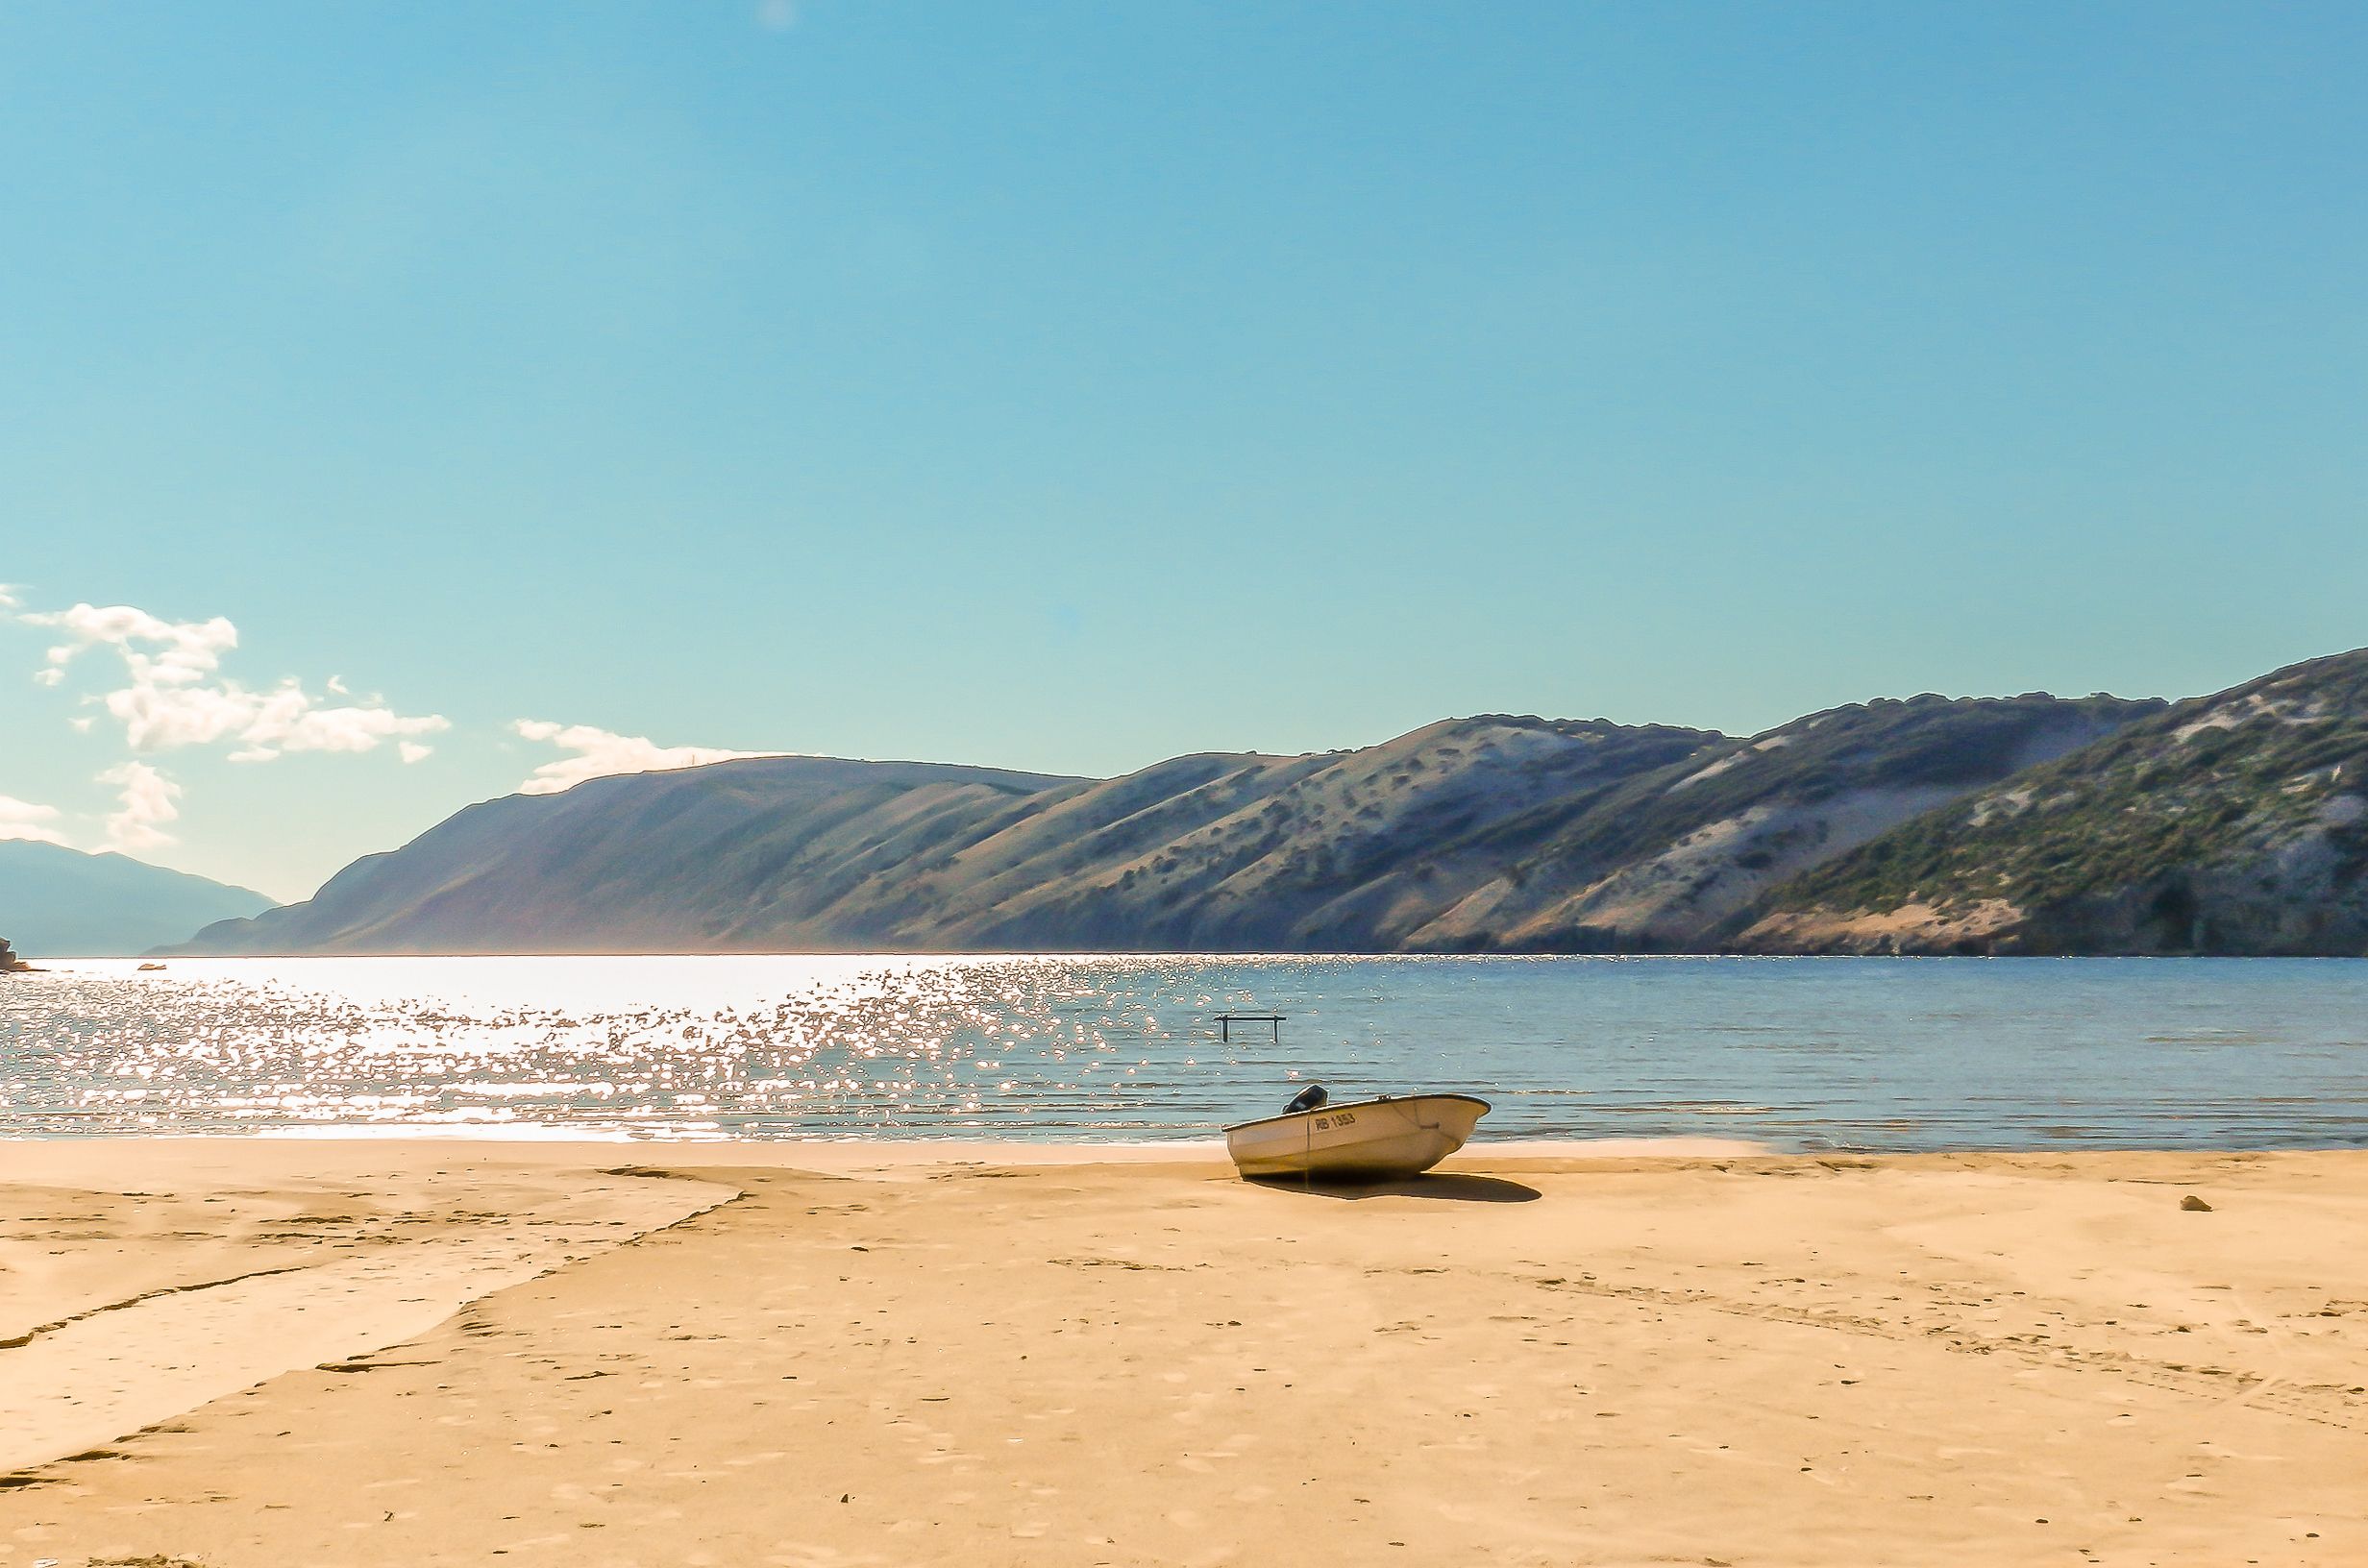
[2,1139,2363,1565]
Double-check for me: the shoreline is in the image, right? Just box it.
[0,1131,1777,1159]
[14,1127,2368,1161]
[5,1139,2363,1563]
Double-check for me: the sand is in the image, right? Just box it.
[3,1140,2363,1566]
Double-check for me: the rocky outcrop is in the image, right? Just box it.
[1407,693,2158,952]
[1739,649,2368,955]
[1,938,34,972]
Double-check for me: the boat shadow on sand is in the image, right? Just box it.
[1245,1172,1542,1204]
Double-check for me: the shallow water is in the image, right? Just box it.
[3,954,2364,1150]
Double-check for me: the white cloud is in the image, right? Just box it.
[0,584,21,612]
[0,794,69,846]
[97,761,180,852]
[17,600,447,762]
[512,720,786,796]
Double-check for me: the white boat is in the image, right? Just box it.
[1223,1092,1492,1181]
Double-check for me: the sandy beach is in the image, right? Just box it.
[2,1139,2363,1567]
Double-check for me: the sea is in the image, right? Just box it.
[3,955,2365,1151]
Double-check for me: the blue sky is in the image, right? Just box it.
[3,1,2363,899]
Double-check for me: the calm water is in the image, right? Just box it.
[2,955,2365,1150]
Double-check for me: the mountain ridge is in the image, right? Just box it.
[166,650,2368,959]
[166,682,2237,957]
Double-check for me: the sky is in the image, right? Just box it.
[2,1,2363,901]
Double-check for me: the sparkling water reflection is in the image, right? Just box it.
[3,955,2364,1149]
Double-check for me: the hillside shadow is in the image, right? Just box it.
[1245,1172,1542,1204]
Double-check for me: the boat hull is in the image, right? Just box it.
[1223,1094,1491,1181]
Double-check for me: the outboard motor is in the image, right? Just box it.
[1284,1083,1328,1115]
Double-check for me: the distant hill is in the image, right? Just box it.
[0,841,277,957]
[169,693,2165,956]
[170,756,1084,955]
[1739,649,2368,955]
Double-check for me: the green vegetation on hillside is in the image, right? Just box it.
[1415,692,2160,952]
[1522,693,2150,886]
[1767,650,2368,942]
